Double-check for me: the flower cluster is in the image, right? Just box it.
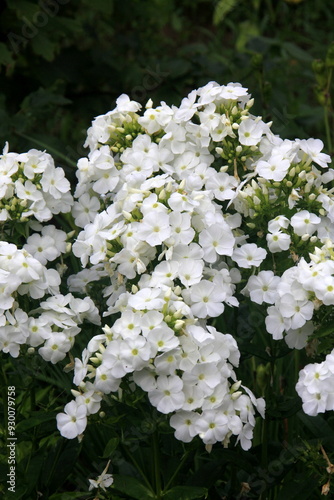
[296,349,334,416]
[61,83,269,449]
[0,145,100,359]
[2,81,334,453]
[0,238,100,359]
[0,144,72,223]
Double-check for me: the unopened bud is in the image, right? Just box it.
[231,380,242,392]
[174,320,185,330]
[246,98,254,109]
[146,98,153,109]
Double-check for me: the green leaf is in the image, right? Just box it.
[16,412,57,432]
[7,0,39,18]
[49,493,90,500]
[163,486,208,500]
[102,437,119,458]
[276,472,318,500]
[236,21,260,52]
[213,0,239,25]
[113,475,156,500]
[0,42,14,66]
[82,0,113,14]
[282,42,313,63]
[41,439,81,492]
[297,412,334,450]
[31,35,57,61]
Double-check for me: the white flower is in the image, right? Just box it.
[232,243,267,268]
[178,259,204,287]
[284,322,314,350]
[146,325,179,355]
[199,223,235,262]
[120,337,152,371]
[41,166,71,199]
[246,271,280,305]
[88,461,114,492]
[154,348,182,375]
[128,288,165,311]
[238,118,266,146]
[298,138,331,168]
[56,401,87,439]
[279,294,313,329]
[268,215,290,233]
[73,193,100,228]
[184,280,225,318]
[313,275,334,305]
[38,332,71,364]
[290,210,321,236]
[182,362,221,392]
[205,172,238,201]
[256,154,290,181]
[169,411,200,442]
[76,388,102,415]
[195,409,229,444]
[24,233,59,265]
[266,231,291,253]
[137,212,171,246]
[265,306,286,340]
[148,375,185,414]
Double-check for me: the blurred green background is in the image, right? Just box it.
[0,0,333,177]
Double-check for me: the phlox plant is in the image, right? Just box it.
[2,81,334,499]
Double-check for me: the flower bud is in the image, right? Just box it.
[145,98,153,109]
[174,320,185,330]
[231,380,242,392]
[230,391,242,400]
[246,98,254,109]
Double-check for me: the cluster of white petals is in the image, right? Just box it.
[3,80,334,451]
[0,145,73,222]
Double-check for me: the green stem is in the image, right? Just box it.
[121,444,154,494]
[264,0,276,25]
[163,450,190,493]
[324,67,333,154]
[153,431,162,499]
[324,107,332,154]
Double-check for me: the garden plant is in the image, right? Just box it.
[1,77,334,499]
[1,1,334,500]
